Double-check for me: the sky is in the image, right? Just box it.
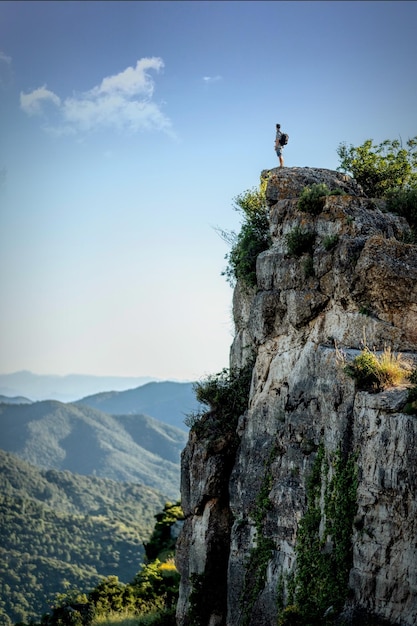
[0,1,416,382]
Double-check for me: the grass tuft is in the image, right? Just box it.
[343,345,412,392]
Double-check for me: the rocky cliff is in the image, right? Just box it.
[176,167,417,626]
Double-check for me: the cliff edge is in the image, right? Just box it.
[176,167,417,626]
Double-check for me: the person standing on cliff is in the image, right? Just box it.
[275,123,285,168]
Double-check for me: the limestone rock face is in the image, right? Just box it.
[263,166,365,204]
[176,167,417,626]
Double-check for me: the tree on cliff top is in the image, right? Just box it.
[337,136,417,197]
[337,137,417,240]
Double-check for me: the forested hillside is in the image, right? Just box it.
[0,451,167,626]
[11,501,184,626]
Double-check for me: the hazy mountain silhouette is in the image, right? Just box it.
[0,370,159,402]
[0,394,32,405]
[76,380,200,430]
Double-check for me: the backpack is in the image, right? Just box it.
[280,133,289,146]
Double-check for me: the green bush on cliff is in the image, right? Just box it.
[322,234,339,251]
[144,502,183,562]
[337,137,417,241]
[385,187,417,242]
[297,183,345,216]
[218,178,271,288]
[285,226,315,257]
[337,136,417,198]
[277,605,304,626]
[185,361,254,436]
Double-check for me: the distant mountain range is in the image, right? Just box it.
[0,371,162,402]
[0,394,32,405]
[76,380,200,430]
[0,400,188,500]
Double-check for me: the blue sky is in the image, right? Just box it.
[0,1,416,381]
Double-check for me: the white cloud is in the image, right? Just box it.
[19,57,173,135]
[93,57,163,97]
[203,75,222,84]
[20,85,61,116]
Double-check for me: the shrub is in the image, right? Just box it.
[359,304,372,316]
[301,255,314,278]
[297,183,345,215]
[185,361,253,436]
[285,227,315,257]
[377,348,412,387]
[144,502,183,562]
[337,137,417,197]
[385,187,417,242]
[224,210,271,287]
[344,346,412,392]
[297,183,329,215]
[277,605,304,626]
[220,182,272,288]
[132,559,179,614]
[322,234,339,251]
[88,578,132,617]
